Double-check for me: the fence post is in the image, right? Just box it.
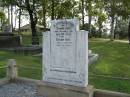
[6,59,18,80]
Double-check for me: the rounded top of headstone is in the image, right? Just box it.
[80,30,89,33]
[51,19,79,32]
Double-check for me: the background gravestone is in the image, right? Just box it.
[2,25,12,34]
[43,19,88,87]
[0,25,21,48]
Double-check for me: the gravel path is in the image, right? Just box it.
[0,82,44,97]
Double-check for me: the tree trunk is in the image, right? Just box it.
[99,23,102,38]
[88,15,92,33]
[88,0,92,34]
[110,15,115,41]
[1,19,2,30]
[25,0,39,45]
[128,18,130,44]
[29,12,39,45]
[51,0,55,20]
[18,0,22,34]
[81,0,84,26]
[11,4,13,31]
[18,8,21,34]
[42,0,46,30]
[98,16,102,38]
[114,17,118,39]
[8,6,10,24]
[14,6,17,28]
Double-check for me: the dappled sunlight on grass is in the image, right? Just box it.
[89,39,130,93]
[89,39,130,77]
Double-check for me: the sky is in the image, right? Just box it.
[5,7,29,28]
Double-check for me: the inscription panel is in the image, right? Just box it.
[50,20,76,71]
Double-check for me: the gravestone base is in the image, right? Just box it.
[37,81,94,97]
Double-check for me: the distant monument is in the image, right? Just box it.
[43,19,88,86]
[2,25,12,34]
[0,24,21,48]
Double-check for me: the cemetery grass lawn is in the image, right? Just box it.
[0,51,42,79]
[22,35,42,46]
[0,38,130,93]
[89,38,130,93]
[20,31,42,46]
[89,38,130,77]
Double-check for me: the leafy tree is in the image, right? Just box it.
[0,11,6,30]
[121,0,130,43]
[1,0,15,30]
[128,16,130,43]
[104,0,122,41]
[94,0,107,37]
[18,0,22,33]
[85,0,93,33]
[0,0,10,25]
[55,0,77,19]
[81,23,97,38]
[45,0,59,20]
[25,0,40,44]
[79,0,85,26]
[15,0,40,45]
[41,0,48,29]
[114,19,128,39]
[0,11,5,20]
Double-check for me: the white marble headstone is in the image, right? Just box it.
[43,19,88,87]
[2,25,12,34]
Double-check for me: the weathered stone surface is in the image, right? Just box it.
[0,81,44,97]
[1,78,130,97]
[6,59,18,80]
[0,78,9,86]
[43,19,88,87]
[88,54,99,65]
[2,25,12,34]
[37,81,94,97]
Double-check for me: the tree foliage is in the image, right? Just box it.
[0,0,130,43]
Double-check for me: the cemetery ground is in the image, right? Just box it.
[0,38,130,93]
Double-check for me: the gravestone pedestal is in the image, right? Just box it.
[37,81,94,97]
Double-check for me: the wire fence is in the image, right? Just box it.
[0,64,130,93]
[0,66,6,79]
[90,74,130,81]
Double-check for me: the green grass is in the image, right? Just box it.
[88,39,130,93]
[89,39,130,77]
[0,38,130,93]
[22,35,32,46]
[22,35,42,46]
[19,31,42,46]
[0,52,42,79]
[89,76,130,93]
